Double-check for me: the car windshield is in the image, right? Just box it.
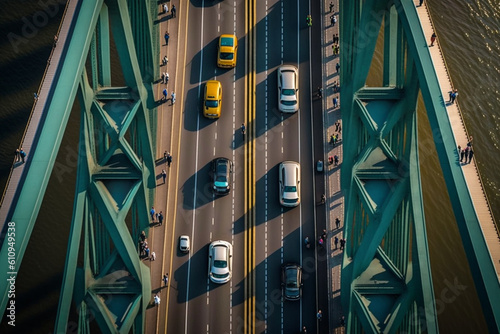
[220,37,234,47]
[206,100,219,108]
[282,88,296,96]
[281,100,297,106]
[284,186,297,192]
[214,260,227,268]
[216,176,227,182]
[220,52,234,60]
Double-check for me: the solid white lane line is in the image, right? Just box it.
[296,0,303,328]
[185,1,205,330]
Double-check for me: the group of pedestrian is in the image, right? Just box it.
[139,231,151,258]
[162,3,176,17]
[458,137,474,164]
[332,43,340,55]
[329,133,340,146]
[328,155,339,166]
[334,236,346,250]
[332,33,339,44]
[14,148,27,164]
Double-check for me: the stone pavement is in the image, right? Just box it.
[320,0,345,333]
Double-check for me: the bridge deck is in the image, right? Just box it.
[416,1,500,278]
[0,1,76,237]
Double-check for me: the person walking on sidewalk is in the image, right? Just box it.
[20,149,26,163]
[430,32,436,47]
[162,88,168,101]
[150,206,156,222]
[163,273,169,287]
[334,236,339,249]
[162,169,167,184]
[317,310,323,322]
[164,31,170,46]
[166,152,173,167]
[335,217,341,229]
[158,211,164,226]
[171,91,176,104]
[329,2,334,12]
[171,4,176,18]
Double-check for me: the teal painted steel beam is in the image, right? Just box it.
[340,1,439,332]
[0,0,104,317]
[394,1,500,331]
[98,4,111,87]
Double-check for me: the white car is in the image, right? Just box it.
[277,65,299,113]
[279,161,301,207]
[179,235,190,253]
[208,240,233,284]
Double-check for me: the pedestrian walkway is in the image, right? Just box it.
[0,1,74,240]
[415,1,500,278]
[321,0,345,333]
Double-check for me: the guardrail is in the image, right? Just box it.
[0,1,70,209]
[424,2,498,229]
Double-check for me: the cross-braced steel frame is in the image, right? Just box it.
[54,0,158,332]
[340,1,500,333]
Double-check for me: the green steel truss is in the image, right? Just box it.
[340,1,500,333]
[54,0,158,333]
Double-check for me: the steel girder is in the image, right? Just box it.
[340,0,500,333]
[340,1,437,333]
[55,0,157,333]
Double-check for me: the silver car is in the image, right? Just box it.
[208,240,233,284]
[277,65,299,113]
[179,235,190,253]
[279,161,301,207]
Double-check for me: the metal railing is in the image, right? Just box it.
[423,1,498,230]
[0,1,71,209]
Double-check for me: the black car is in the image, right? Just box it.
[212,158,233,195]
[281,263,302,300]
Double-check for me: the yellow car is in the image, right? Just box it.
[217,34,238,68]
[204,80,222,119]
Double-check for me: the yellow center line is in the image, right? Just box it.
[244,0,257,333]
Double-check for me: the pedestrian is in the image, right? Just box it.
[467,136,473,147]
[317,310,323,321]
[468,147,474,163]
[151,251,156,261]
[338,122,342,133]
[340,238,345,250]
[145,245,150,258]
[154,294,160,306]
[328,156,334,165]
[321,193,326,203]
[460,147,465,162]
[158,211,164,225]
[163,3,168,14]
[163,273,169,287]
[330,135,334,145]
[15,149,20,162]
[334,155,339,166]
[20,149,26,163]
[340,315,345,326]
[419,0,424,6]
[164,150,168,161]
[162,169,167,184]
[317,86,323,98]
[334,236,339,249]
[171,4,176,17]
[162,55,168,66]
[302,325,308,334]
[150,206,156,222]
[165,72,169,84]
[330,15,336,27]
[322,229,327,240]
[451,89,458,103]
[162,88,168,101]
[34,92,39,101]
[166,152,172,167]
[333,96,338,108]
[318,237,324,247]
[171,91,176,104]
[335,217,340,229]
[336,62,340,73]
[140,230,146,242]
[164,31,170,46]
[329,2,334,12]
[161,72,165,84]
[333,134,337,146]
[430,32,436,46]
[333,81,338,93]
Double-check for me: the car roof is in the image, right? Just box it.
[281,161,299,186]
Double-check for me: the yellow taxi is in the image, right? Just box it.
[204,80,222,119]
[217,34,238,68]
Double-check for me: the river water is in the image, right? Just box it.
[0,0,498,333]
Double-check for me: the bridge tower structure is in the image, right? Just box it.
[48,0,159,332]
[339,0,500,333]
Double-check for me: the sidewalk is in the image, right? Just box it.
[321,0,345,333]
[144,3,181,333]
